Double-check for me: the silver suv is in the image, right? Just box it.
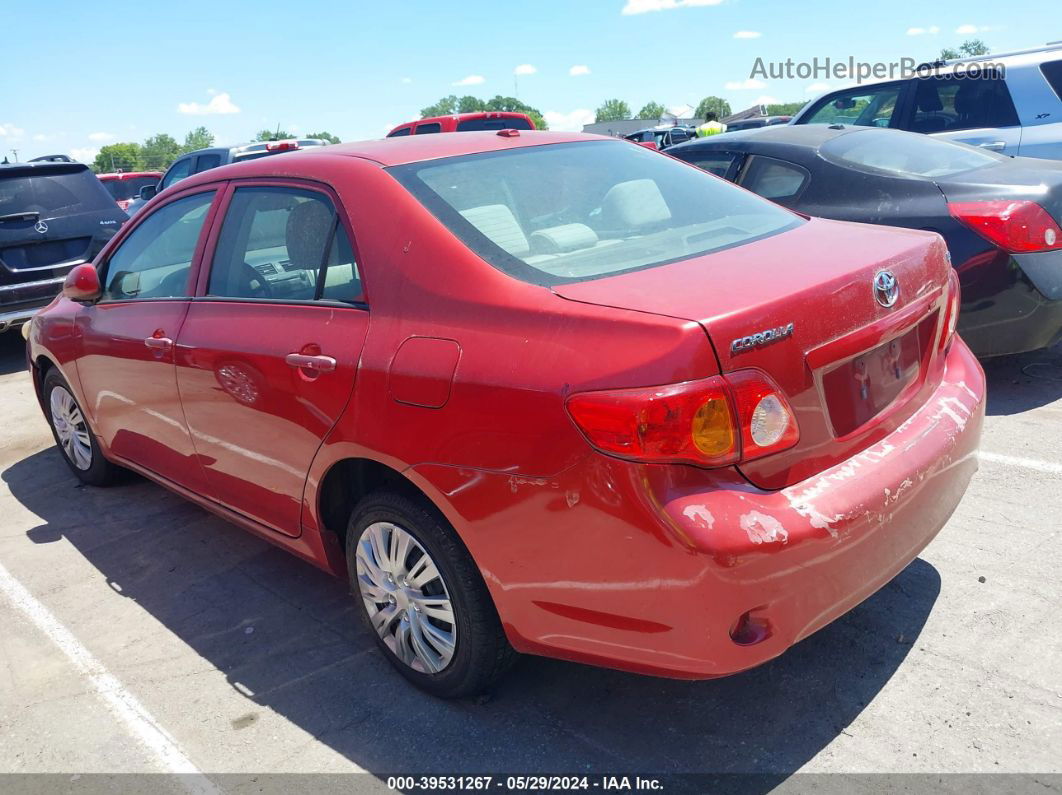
[791,42,1062,160]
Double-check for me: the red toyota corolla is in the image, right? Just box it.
[25,131,985,698]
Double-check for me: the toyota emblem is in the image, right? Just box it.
[873,270,899,308]
[34,220,48,234]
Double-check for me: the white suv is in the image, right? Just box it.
[791,43,1062,160]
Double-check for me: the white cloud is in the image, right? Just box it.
[514,64,537,75]
[33,133,56,142]
[401,76,412,84]
[177,91,241,115]
[906,25,940,36]
[452,74,485,86]
[622,0,723,14]
[956,23,996,34]
[724,78,767,90]
[569,64,591,76]
[88,132,115,142]
[805,82,831,94]
[543,109,595,131]
[0,123,25,140]
[70,147,99,163]
[733,30,761,39]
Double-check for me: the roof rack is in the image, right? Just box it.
[933,40,1062,67]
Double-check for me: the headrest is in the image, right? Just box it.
[600,179,672,230]
[285,200,334,269]
[915,80,943,113]
[530,223,599,255]
[459,204,530,257]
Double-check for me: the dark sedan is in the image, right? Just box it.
[670,126,1062,358]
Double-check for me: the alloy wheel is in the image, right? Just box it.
[355,521,457,674]
[49,386,92,471]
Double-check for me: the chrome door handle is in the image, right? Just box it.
[144,336,173,350]
[285,353,337,373]
[978,141,1006,152]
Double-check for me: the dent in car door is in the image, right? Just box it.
[175,183,368,537]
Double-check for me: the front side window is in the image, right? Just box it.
[208,186,361,303]
[907,74,1019,133]
[161,158,193,190]
[802,84,902,128]
[390,140,800,286]
[821,128,1005,178]
[738,156,810,202]
[194,154,221,173]
[102,191,215,301]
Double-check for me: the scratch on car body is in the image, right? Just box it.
[740,511,789,545]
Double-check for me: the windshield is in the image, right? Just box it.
[822,129,1005,178]
[389,141,801,285]
[0,166,116,217]
[102,176,158,202]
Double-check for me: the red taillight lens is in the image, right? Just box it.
[565,371,798,468]
[949,200,1062,254]
[941,268,962,352]
[265,141,299,152]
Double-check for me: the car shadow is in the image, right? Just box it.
[2,448,941,788]
[0,332,27,376]
[981,340,1062,416]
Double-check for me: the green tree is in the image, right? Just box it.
[595,99,632,122]
[92,143,142,173]
[765,102,807,116]
[307,131,341,144]
[637,101,668,120]
[420,95,459,117]
[939,47,960,60]
[140,133,182,170]
[694,96,732,120]
[182,126,214,153]
[940,39,990,61]
[254,128,295,141]
[458,95,485,113]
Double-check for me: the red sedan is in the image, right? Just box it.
[25,131,985,698]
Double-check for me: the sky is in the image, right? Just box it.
[2,0,1057,163]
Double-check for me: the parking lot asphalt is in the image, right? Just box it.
[0,329,1059,789]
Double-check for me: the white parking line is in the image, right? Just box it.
[0,560,217,793]
[980,451,1062,475]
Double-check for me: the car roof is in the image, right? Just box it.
[676,123,856,150]
[0,160,91,177]
[413,111,533,125]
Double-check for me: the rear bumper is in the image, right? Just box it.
[0,276,65,331]
[420,340,985,679]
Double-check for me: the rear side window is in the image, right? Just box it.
[0,167,115,216]
[416,123,442,135]
[390,140,800,286]
[677,150,740,179]
[208,186,361,303]
[738,156,809,202]
[455,117,534,132]
[907,74,1018,133]
[102,191,215,301]
[802,84,902,128]
[1041,60,1062,101]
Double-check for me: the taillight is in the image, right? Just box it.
[565,371,798,468]
[265,141,299,152]
[948,200,1062,254]
[941,268,962,353]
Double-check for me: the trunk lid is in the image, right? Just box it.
[933,156,1062,224]
[553,217,953,489]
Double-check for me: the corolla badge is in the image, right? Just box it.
[34,220,48,234]
[730,322,795,354]
[873,270,899,308]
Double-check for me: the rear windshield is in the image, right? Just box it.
[0,166,115,216]
[102,176,158,202]
[456,117,534,132]
[821,129,1004,178]
[389,141,800,285]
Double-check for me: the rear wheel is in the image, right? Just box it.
[346,490,516,698]
[43,369,115,486]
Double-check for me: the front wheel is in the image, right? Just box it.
[346,490,516,698]
[43,369,115,486]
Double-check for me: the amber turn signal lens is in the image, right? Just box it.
[692,397,735,456]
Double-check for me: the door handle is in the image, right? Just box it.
[978,141,1006,152]
[144,336,173,350]
[285,353,337,373]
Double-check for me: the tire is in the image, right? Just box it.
[42,368,116,487]
[346,490,516,698]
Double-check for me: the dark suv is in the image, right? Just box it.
[0,161,127,332]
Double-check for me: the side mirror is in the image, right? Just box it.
[139,184,157,201]
[62,263,102,302]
